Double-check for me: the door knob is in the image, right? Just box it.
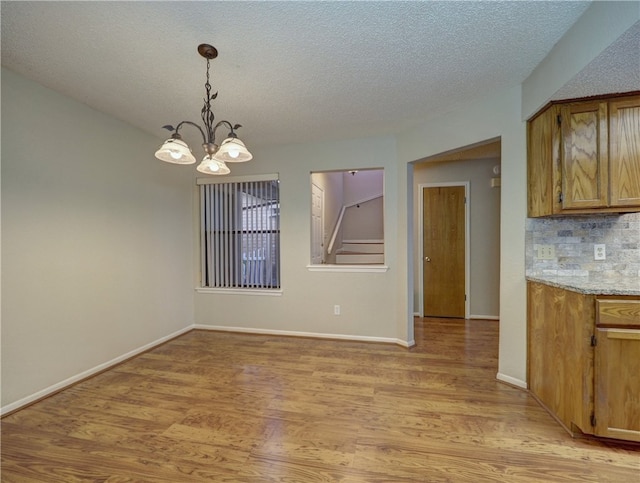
[425,257,431,262]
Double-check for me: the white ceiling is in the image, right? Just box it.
[2,1,636,153]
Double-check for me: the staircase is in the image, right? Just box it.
[335,240,384,264]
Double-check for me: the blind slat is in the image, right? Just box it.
[200,178,280,289]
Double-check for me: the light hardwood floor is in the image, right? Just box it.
[2,318,639,482]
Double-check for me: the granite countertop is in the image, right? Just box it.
[526,274,640,296]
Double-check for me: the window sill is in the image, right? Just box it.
[306,264,389,273]
[195,287,283,296]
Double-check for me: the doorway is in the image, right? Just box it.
[421,183,469,318]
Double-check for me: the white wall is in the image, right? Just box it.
[397,85,528,387]
[342,169,384,242]
[413,157,501,319]
[1,68,195,410]
[194,135,405,342]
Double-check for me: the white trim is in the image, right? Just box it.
[306,264,389,273]
[195,287,283,296]
[418,182,471,319]
[469,315,500,320]
[342,239,384,244]
[196,173,279,185]
[0,326,193,416]
[194,324,411,347]
[496,372,528,389]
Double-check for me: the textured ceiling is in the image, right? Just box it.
[2,1,631,153]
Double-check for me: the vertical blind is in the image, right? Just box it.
[199,177,280,289]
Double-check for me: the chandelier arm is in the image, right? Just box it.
[175,120,208,145]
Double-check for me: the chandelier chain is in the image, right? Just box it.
[201,58,217,142]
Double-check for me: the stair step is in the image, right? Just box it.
[335,252,384,264]
[340,242,384,254]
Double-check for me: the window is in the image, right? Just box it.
[309,169,386,271]
[199,175,280,290]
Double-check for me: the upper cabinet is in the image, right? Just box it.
[527,93,640,217]
[609,98,640,207]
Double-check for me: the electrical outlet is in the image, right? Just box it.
[536,245,555,260]
[594,244,606,260]
[334,305,341,315]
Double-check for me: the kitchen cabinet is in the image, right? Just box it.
[527,93,640,217]
[594,300,640,442]
[527,281,640,442]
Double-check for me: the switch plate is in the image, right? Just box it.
[536,245,555,260]
[334,305,341,315]
[594,244,606,260]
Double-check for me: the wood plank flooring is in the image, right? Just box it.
[2,318,639,482]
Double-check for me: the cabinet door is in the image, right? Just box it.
[594,327,640,442]
[560,102,608,210]
[528,282,594,435]
[609,97,640,207]
[528,106,560,216]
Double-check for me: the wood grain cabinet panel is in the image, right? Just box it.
[609,97,640,207]
[527,92,640,217]
[560,101,608,210]
[594,300,640,442]
[527,106,558,217]
[528,283,640,442]
[527,282,594,435]
[594,328,640,441]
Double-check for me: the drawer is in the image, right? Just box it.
[596,299,640,328]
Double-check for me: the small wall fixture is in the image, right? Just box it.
[154,44,252,175]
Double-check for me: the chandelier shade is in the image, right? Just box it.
[154,44,252,175]
[213,137,253,163]
[154,137,196,165]
[197,156,231,175]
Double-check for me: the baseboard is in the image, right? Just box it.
[193,324,413,348]
[496,372,528,389]
[413,313,499,320]
[1,325,193,416]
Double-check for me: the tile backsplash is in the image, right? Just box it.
[526,212,640,278]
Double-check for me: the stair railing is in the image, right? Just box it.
[327,193,383,255]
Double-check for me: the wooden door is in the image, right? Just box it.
[560,101,608,210]
[423,186,465,318]
[609,97,640,207]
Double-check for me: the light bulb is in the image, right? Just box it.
[228,149,240,159]
[169,150,182,160]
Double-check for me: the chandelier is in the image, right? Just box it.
[154,44,252,175]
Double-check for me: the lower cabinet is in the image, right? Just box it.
[594,300,640,442]
[527,281,640,442]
